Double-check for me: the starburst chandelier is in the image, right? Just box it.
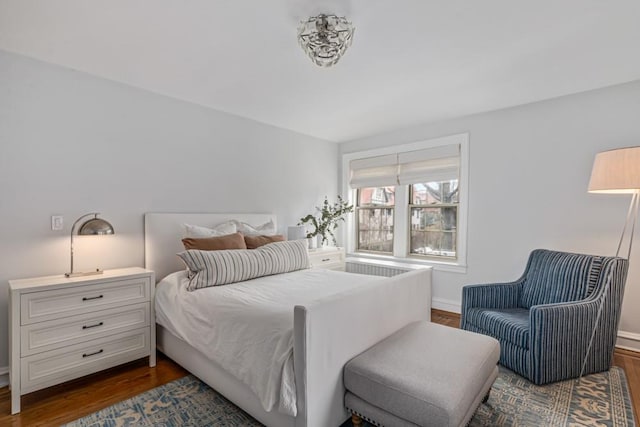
[297,14,355,67]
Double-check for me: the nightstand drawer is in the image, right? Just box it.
[314,261,345,271]
[20,277,151,325]
[21,327,150,394]
[309,248,345,270]
[21,302,150,357]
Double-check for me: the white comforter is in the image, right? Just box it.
[155,268,384,416]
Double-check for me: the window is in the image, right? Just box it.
[357,186,395,253]
[342,133,468,270]
[409,181,458,258]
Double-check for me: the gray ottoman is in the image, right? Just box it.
[344,321,500,427]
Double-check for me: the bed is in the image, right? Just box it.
[145,213,432,427]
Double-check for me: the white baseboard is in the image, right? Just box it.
[432,297,461,314]
[0,366,8,388]
[616,330,640,353]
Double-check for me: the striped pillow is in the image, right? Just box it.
[177,240,310,291]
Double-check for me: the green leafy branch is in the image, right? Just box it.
[298,196,354,246]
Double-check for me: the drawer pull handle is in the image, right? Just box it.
[82,295,104,301]
[322,258,331,262]
[82,349,104,358]
[82,322,104,330]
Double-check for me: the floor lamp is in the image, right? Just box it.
[581,146,640,377]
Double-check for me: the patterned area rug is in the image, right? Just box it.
[64,375,261,427]
[65,367,635,427]
[470,367,635,427]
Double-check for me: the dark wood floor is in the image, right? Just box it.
[0,310,638,426]
[0,356,188,426]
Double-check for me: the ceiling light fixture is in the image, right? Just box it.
[297,14,355,67]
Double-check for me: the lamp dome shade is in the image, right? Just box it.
[78,218,115,235]
[588,146,640,193]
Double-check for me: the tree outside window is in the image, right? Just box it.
[356,186,395,253]
[409,180,458,258]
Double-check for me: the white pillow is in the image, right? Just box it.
[177,240,310,290]
[183,221,237,238]
[234,219,276,236]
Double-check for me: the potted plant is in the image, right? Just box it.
[299,196,354,247]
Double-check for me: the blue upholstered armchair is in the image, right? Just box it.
[461,249,628,385]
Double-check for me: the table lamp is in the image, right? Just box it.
[65,212,115,277]
[287,225,307,241]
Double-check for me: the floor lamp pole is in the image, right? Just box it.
[616,191,639,259]
[579,191,638,379]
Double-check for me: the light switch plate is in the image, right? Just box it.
[51,215,63,231]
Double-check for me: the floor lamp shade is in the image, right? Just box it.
[588,146,640,193]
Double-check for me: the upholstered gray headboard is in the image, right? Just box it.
[144,213,276,282]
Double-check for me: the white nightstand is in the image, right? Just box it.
[8,267,155,414]
[308,247,346,271]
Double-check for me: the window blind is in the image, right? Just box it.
[349,144,460,188]
[349,154,398,188]
[398,144,459,185]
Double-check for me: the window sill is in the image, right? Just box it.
[346,252,468,274]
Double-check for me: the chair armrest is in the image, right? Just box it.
[460,281,522,330]
[528,299,602,384]
[461,281,522,311]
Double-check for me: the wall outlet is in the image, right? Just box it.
[51,215,63,231]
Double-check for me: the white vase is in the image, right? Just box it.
[308,236,318,249]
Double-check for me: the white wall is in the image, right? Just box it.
[341,80,640,351]
[0,50,339,369]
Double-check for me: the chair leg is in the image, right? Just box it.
[352,414,363,426]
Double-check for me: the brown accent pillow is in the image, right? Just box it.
[244,234,286,249]
[182,232,247,251]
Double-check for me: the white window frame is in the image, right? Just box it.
[341,133,469,273]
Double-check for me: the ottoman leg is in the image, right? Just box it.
[351,414,363,426]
